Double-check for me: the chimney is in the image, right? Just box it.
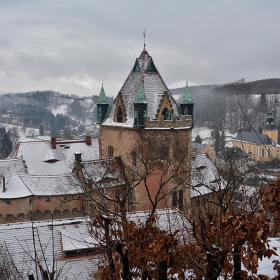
[51,137,56,149]
[85,134,91,146]
[74,152,82,163]
[2,177,6,193]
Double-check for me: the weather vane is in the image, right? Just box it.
[143,29,146,48]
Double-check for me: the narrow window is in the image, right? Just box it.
[132,150,137,166]
[117,107,123,123]
[172,191,177,208]
[179,190,183,211]
[262,148,265,157]
[108,146,114,157]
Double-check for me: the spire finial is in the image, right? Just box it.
[143,29,146,51]
[186,75,188,86]
[102,78,103,87]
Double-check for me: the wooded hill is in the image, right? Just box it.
[171,78,280,136]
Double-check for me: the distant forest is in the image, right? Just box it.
[171,78,280,140]
[0,78,279,145]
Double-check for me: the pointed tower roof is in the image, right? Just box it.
[103,48,179,127]
[96,85,109,104]
[134,82,148,104]
[181,83,194,105]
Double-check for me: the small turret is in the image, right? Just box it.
[180,82,194,117]
[134,83,148,126]
[96,85,109,124]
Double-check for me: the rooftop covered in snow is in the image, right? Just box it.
[9,138,100,176]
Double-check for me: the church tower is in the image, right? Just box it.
[99,46,194,211]
[263,112,278,144]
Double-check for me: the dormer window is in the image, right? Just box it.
[162,108,171,120]
[117,107,123,123]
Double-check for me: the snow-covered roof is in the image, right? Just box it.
[128,208,190,235]
[103,49,179,127]
[0,173,82,199]
[0,174,32,199]
[19,174,82,196]
[0,218,102,279]
[0,157,27,177]
[10,139,100,175]
[191,154,222,198]
[82,157,126,188]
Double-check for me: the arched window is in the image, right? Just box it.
[162,108,171,120]
[117,107,123,123]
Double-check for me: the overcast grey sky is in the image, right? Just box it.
[0,0,279,97]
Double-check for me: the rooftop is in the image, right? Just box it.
[103,49,179,127]
[9,138,100,175]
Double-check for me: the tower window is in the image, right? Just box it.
[108,146,114,157]
[162,108,171,120]
[132,150,137,166]
[179,190,183,211]
[117,107,123,123]
[172,191,178,208]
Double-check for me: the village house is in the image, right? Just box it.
[192,142,216,162]
[0,137,99,223]
[233,113,280,161]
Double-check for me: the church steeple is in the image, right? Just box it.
[96,84,109,124]
[263,112,278,144]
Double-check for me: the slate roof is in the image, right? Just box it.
[217,146,248,159]
[9,139,100,175]
[103,49,179,127]
[235,131,275,146]
[192,142,207,153]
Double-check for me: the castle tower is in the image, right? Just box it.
[263,112,278,144]
[99,47,194,211]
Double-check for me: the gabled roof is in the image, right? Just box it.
[235,131,275,146]
[103,49,179,127]
[192,142,207,153]
[191,154,222,197]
